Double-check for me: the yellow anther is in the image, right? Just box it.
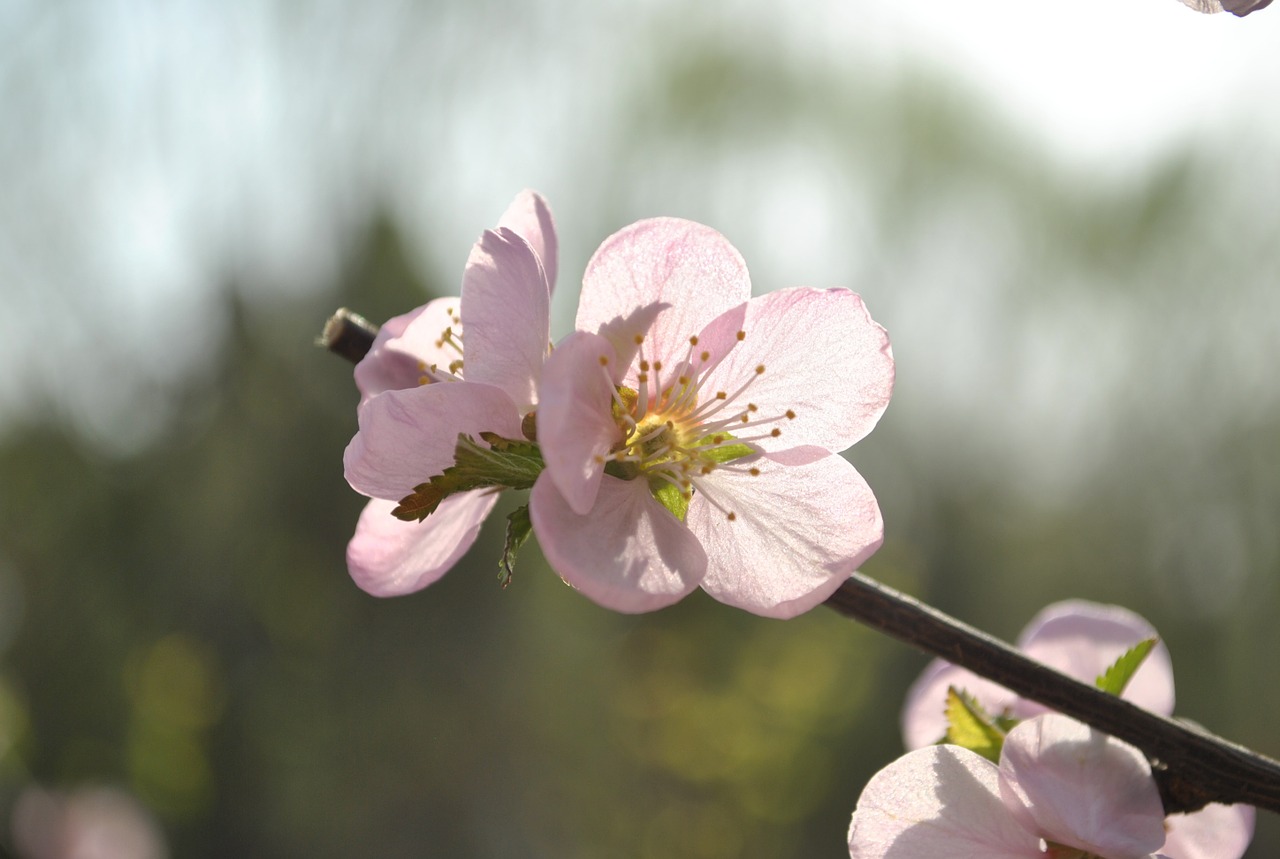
[727,511,737,521]
[755,364,765,375]
[736,331,746,341]
[770,428,781,437]
[785,409,796,419]
[689,335,699,346]
[700,351,710,362]
[598,355,609,366]
[749,467,760,476]
[633,334,644,345]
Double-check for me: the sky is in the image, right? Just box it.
[0,0,1277,452]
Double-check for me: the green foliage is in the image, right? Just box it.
[500,504,534,588]
[944,687,1006,763]
[392,433,544,522]
[1095,638,1158,697]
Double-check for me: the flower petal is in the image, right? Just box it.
[696,288,893,454]
[537,331,623,515]
[999,715,1166,858]
[347,493,498,596]
[460,227,550,413]
[529,473,706,613]
[354,299,461,403]
[497,189,558,292]
[1160,803,1255,859]
[344,381,523,500]
[847,744,1041,859]
[1016,600,1175,719]
[691,449,883,618]
[900,660,1020,750]
[577,218,751,385]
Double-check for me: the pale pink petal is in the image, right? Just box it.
[460,227,550,413]
[901,660,1019,750]
[696,288,893,454]
[529,473,706,613]
[354,299,461,403]
[847,744,1041,859]
[347,493,498,596]
[999,715,1166,858]
[1016,600,1175,719]
[691,450,882,618]
[496,189,558,292]
[1161,803,1255,859]
[577,218,751,385]
[344,381,523,500]
[537,331,623,515]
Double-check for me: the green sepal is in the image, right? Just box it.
[1095,637,1158,697]
[499,505,534,589]
[944,687,1006,763]
[392,433,544,522]
[696,436,755,465]
[651,480,690,521]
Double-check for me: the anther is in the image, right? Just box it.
[770,428,781,437]
[785,409,796,419]
[736,331,746,341]
[749,467,760,476]
[598,355,609,366]
[755,364,765,375]
[727,512,737,521]
[633,334,644,345]
[689,335,699,346]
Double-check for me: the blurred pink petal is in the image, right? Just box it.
[847,744,1041,858]
[900,599,1176,749]
[460,227,551,413]
[999,715,1166,858]
[347,493,498,596]
[529,472,706,612]
[1161,802,1255,859]
[901,660,1016,750]
[12,786,168,859]
[691,450,882,618]
[1016,600,1174,719]
[343,381,523,500]
[1179,0,1272,15]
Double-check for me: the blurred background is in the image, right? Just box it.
[1,0,1278,855]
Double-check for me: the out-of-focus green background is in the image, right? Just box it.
[1,1,1278,856]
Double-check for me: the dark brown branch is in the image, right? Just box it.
[825,573,1280,815]
[320,308,378,364]
[322,306,1280,817]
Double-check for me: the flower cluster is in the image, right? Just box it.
[342,191,895,617]
[847,601,1255,859]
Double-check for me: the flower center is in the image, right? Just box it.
[598,328,796,520]
[416,303,466,384]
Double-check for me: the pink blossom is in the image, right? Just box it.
[529,218,893,617]
[900,600,1175,750]
[343,190,556,595]
[10,786,168,859]
[897,600,1254,858]
[1178,0,1271,16]
[848,714,1169,859]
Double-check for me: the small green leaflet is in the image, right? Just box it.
[944,687,1006,763]
[697,437,755,465]
[1095,637,1158,697]
[651,480,690,521]
[392,433,544,522]
[499,505,534,589]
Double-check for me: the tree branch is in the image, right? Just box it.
[322,306,1280,816]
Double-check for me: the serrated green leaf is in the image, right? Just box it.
[391,433,544,522]
[499,505,534,589]
[651,480,690,521]
[944,687,1005,763]
[1095,637,1158,697]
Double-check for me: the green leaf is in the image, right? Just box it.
[944,687,1006,763]
[696,434,755,465]
[499,505,534,589]
[1095,637,1158,697]
[651,480,690,521]
[392,433,544,522]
